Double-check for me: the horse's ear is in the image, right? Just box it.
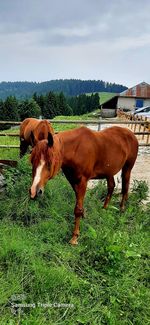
[47,132,54,147]
[30,131,35,146]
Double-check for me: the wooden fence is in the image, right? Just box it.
[0,117,150,151]
[117,110,150,145]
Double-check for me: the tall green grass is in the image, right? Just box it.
[0,157,149,324]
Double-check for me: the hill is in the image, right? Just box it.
[0,79,127,99]
[86,92,116,105]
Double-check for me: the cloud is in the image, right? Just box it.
[0,0,150,85]
[0,0,150,45]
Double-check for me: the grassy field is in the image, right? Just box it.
[99,92,116,105]
[86,92,116,105]
[0,116,150,324]
[0,156,150,324]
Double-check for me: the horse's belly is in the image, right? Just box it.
[91,173,106,180]
[92,159,126,179]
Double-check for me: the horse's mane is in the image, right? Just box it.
[30,140,54,167]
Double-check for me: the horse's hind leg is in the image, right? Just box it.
[120,164,132,211]
[103,176,115,209]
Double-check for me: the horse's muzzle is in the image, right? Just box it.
[30,186,44,199]
[37,188,43,196]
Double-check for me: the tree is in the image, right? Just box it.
[18,99,41,121]
[58,92,73,116]
[89,93,100,112]
[64,104,73,116]
[4,96,19,121]
[67,93,100,115]
[43,92,58,119]
[0,100,4,120]
[37,95,46,118]
[58,92,66,115]
[94,93,100,108]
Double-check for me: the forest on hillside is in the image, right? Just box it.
[0,92,100,126]
[0,79,127,99]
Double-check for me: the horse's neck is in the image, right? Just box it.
[52,136,63,175]
[59,133,75,165]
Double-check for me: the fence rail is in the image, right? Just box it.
[0,131,150,138]
[0,119,149,125]
[0,118,150,150]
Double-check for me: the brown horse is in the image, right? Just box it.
[30,126,138,245]
[20,118,54,157]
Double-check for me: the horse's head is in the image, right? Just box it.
[31,120,54,147]
[30,132,55,199]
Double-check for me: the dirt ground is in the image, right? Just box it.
[131,147,150,189]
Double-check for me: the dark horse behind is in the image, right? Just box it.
[30,126,138,245]
[20,118,54,157]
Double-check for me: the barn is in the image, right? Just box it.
[101,82,150,118]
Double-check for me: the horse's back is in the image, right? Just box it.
[97,126,138,156]
[93,126,138,177]
[61,126,138,179]
[62,125,138,154]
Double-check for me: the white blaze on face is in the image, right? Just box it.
[30,159,45,198]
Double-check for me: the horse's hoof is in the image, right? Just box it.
[69,238,78,245]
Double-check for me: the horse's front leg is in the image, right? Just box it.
[69,177,87,245]
[20,138,28,158]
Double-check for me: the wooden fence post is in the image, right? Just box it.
[133,116,137,133]
[142,117,147,141]
[131,115,133,130]
[98,120,101,131]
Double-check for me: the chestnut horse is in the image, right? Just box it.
[20,118,54,157]
[30,126,138,245]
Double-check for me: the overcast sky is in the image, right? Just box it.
[0,0,150,87]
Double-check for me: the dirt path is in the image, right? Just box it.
[131,147,150,188]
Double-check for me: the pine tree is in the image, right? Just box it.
[4,96,19,121]
[0,100,4,120]
[57,92,72,116]
[44,92,57,119]
[18,99,41,121]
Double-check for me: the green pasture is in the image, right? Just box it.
[86,92,116,105]
[0,154,150,324]
[0,115,150,324]
[99,92,116,105]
